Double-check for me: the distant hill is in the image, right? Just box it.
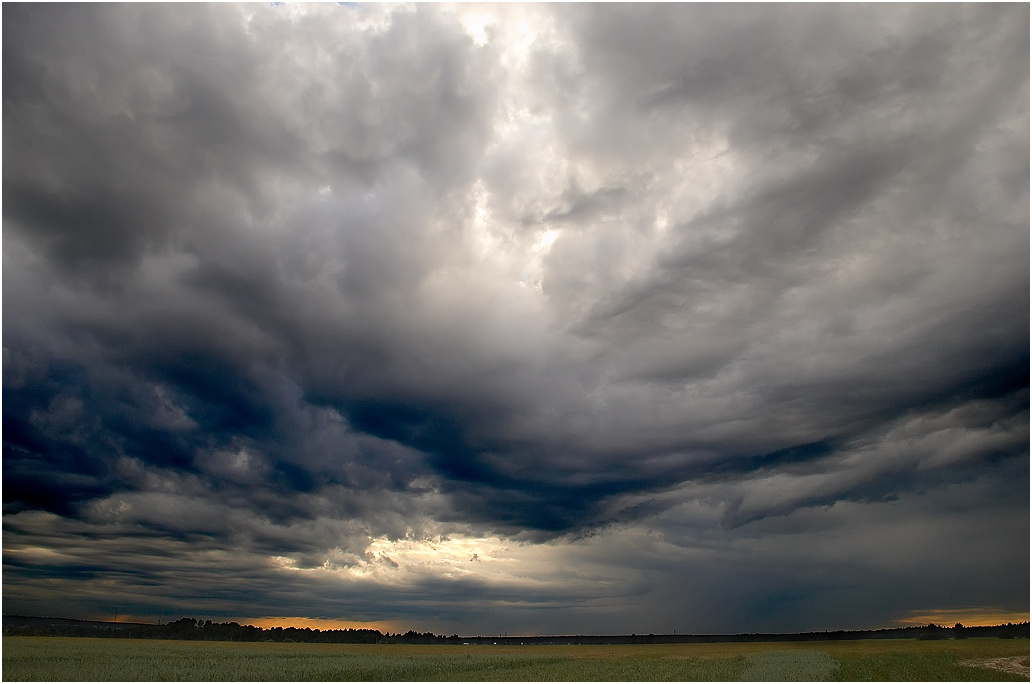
[3,615,1028,644]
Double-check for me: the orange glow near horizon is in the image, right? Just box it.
[896,608,1030,627]
[96,614,405,631]
[241,616,403,632]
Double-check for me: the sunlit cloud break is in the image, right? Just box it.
[2,2,1028,637]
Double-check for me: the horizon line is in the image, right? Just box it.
[6,614,1030,638]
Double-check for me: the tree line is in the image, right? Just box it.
[2,616,460,644]
[3,615,1028,644]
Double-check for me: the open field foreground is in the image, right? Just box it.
[2,637,1028,681]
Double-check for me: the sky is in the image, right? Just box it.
[2,3,1029,637]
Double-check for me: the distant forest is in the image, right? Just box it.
[3,615,1028,644]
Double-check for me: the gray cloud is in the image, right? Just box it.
[3,3,1027,633]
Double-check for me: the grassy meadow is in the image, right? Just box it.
[2,636,1028,681]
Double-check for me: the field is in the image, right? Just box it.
[2,636,1028,681]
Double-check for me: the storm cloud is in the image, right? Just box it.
[3,3,1028,635]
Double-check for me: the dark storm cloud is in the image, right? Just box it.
[3,3,1027,632]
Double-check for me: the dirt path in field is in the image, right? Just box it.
[959,655,1029,678]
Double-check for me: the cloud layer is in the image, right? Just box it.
[3,3,1028,634]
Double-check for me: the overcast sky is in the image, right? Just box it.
[3,2,1029,636]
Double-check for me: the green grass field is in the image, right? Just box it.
[2,636,1028,681]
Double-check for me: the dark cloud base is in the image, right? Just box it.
[3,3,1028,634]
